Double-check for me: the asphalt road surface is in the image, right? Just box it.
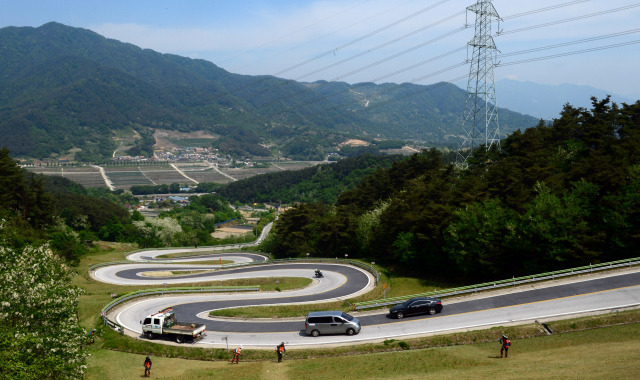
[94,247,640,348]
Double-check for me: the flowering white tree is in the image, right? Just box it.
[133,216,183,246]
[0,244,87,379]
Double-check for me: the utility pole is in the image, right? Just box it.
[456,0,502,168]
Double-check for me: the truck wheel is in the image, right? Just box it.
[175,335,184,343]
[145,332,154,340]
[310,329,320,337]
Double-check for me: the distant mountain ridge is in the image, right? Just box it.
[495,79,636,120]
[0,22,538,161]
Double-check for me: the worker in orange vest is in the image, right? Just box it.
[276,342,286,363]
[143,356,152,377]
[230,345,242,364]
[499,334,511,358]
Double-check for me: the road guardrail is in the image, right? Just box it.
[100,285,260,329]
[353,257,640,311]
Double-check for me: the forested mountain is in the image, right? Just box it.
[267,98,640,281]
[0,22,537,161]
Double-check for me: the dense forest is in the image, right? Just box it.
[0,147,251,377]
[217,154,402,204]
[265,98,640,281]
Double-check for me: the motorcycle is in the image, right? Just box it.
[314,270,324,278]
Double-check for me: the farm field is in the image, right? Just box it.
[25,165,106,188]
[220,166,284,181]
[24,161,322,190]
[101,166,154,190]
[139,165,194,184]
[173,163,235,184]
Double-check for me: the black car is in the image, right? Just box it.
[389,297,443,319]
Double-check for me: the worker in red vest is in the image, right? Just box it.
[230,345,242,364]
[276,342,286,362]
[499,334,511,358]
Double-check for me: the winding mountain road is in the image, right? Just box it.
[93,247,640,348]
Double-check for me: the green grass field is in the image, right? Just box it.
[85,322,640,379]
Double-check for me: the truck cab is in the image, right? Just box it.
[142,309,177,333]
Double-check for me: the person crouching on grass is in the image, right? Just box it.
[230,346,242,364]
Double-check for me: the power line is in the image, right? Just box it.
[348,32,640,115]
[207,0,457,110]
[331,3,640,114]
[368,47,466,83]
[498,39,640,66]
[272,0,453,77]
[498,3,640,36]
[260,32,637,142]
[202,1,639,133]
[351,36,640,116]
[220,0,373,69]
[297,29,639,125]
[329,26,466,82]
[501,0,591,20]
[265,48,467,118]
[253,18,468,112]
[498,28,640,58]
[257,1,633,108]
[294,10,465,81]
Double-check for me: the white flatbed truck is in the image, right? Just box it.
[141,307,206,343]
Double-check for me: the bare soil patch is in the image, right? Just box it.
[153,129,218,150]
[211,224,254,239]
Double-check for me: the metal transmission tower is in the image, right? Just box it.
[456,0,502,167]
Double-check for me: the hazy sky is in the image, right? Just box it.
[2,0,639,98]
